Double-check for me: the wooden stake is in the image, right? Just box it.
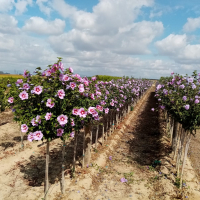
[44,141,50,200]
[61,140,65,194]
[95,125,99,149]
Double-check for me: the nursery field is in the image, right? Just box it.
[0,84,200,200]
[0,74,23,78]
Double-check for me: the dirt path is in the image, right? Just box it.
[0,85,200,200]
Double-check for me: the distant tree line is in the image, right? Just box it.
[0,71,10,74]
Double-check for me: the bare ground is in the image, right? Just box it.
[0,85,200,200]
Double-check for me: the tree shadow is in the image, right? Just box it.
[127,91,170,166]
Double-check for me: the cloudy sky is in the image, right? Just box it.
[0,0,200,79]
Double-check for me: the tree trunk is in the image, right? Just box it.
[95,125,99,149]
[83,125,92,166]
[61,140,65,194]
[172,121,179,154]
[73,131,78,171]
[44,141,50,200]
[180,131,191,188]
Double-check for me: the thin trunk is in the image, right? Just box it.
[44,141,50,200]
[73,131,78,171]
[173,123,181,161]
[82,130,85,168]
[172,121,179,154]
[61,140,65,194]
[170,118,174,144]
[83,125,92,167]
[95,125,99,149]
[102,124,104,145]
[180,131,191,188]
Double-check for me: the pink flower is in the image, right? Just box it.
[28,132,35,142]
[36,115,41,124]
[70,131,75,137]
[69,67,73,73]
[151,108,155,112]
[45,69,51,76]
[78,108,87,118]
[57,128,64,136]
[84,81,89,86]
[59,62,64,72]
[91,77,97,81]
[88,107,96,114]
[34,131,43,140]
[90,93,95,100]
[72,108,79,115]
[110,102,114,106]
[16,79,23,84]
[46,99,55,108]
[33,86,43,95]
[19,91,28,100]
[23,70,30,78]
[62,74,70,81]
[8,97,14,103]
[104,108,109,114]
[21,124,28,133]
[92,110,98,117]
[31,118,38,126]
[57,89,65,99]
[23,83,30,90]
[78,84,84,93]
[70,82,76,90]
[45,112,52,120]
[57,114,68,125]
[70,118,75,126]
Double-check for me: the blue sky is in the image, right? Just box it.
[1,0,200,79]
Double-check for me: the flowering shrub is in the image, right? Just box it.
[7,58,152,142]
[155,70,200,131]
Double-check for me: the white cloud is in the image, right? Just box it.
[183,17,200,32]
[155,34,200,64]
[14,0,33,15]
[22,17,66,35]
[36,0,52,16]
[0,0,15,12]
[149,11,162,18]
[0,14,20,34]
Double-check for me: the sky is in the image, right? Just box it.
[0,0,200,79]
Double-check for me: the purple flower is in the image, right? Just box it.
[16,79,23,84]
[57,128,64,136]
[195,99,199,104]
[109,156,112,160]
[59,62,64,72]
[19,91,28,100]
[57,114,68,125]
[151,108,155,112]
[120,178,128,183]
[88,107,96,115]
[8,97,14,103]
[23,70,30,78]
[70,131,75,137]
[57,89,65,99]
[7,84,11,87]
[187,77,193,83]
[183,96,187,101]
[45,112,52,120]
[34,131,43,140]
[179,84,185,89]
[21,124,28,133]
[184,104,190,110]
[192,84,196,89]
[160,105,165,110]
[70,118,75,126]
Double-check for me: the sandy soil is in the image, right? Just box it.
[0,85,200,200]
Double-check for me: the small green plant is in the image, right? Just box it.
[149,165,155,171]
[174,177,181,188]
